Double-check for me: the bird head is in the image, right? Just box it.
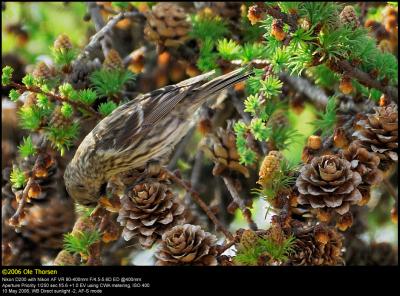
[64,162,103,207]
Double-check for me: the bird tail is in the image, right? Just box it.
[193,67,252,103]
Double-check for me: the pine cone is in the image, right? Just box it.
[258,151,283,187]
[352,103,398,170]
[342,142,383,203]
[32,61,55,81]
[203,122,250,178]
[2,199,41,265]
[144,3,191,48]
[117,181,185,248]
[296,155,362,215]
[53,34,73,50]
[18,196,75,249]
[238,229,259,251]
[68,58,101,90]
[339,6,360,28]
[155,224,218,266]
[49,105,72,128]
[103,49,123,70]
[289,225,344,266]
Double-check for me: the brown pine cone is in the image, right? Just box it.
[339,5,360,28]
[155,224,218,266]
[144,3,191,48]
[352,103,398,170]
[296,155,362,215]
[202,122,250,178]
[258,150,283,187]
[289,224,344,266]
[17,194,75,249]
[68,58,101,90]
[49,105,72,128]
[342,142,383,203]
[53,34,73,50]
[32,61,56,81]
[2,199,41,265]
[238,229,259,251]
[103,49,123,71]
[117,181,185,248]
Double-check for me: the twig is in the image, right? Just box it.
[383,178,398,202]
[163,168,234,241]
[10,81,101,119]
[78,8,143,62]
[9,177,34,226]
[217,239,236,255]
[222,176,258,231]
[229,89,268,155]
[335,60,398,102]
[279,73,329,108]
[87,2,109,56]
[261,4,398,102]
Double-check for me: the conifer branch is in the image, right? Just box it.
[163,168,235,241]
[9,81,101,118]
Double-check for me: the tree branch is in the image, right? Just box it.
[279,73,329,108]
[77,8,143,62]
[222,176,258,231]
[10,81,101,119]
[163,168,234,241]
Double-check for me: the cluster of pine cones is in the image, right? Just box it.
[295,102,397,231]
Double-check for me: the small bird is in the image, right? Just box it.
[64,67,251,206]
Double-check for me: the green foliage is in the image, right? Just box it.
[59,82,74,98]
[278,2,300,14]
[217,38,241,61]
[10,167,27,189]
[253,159,299,200]
[90,69,136,97]
[234,234,296,265]
[270,47,290,74]
[311,96,337,136]
[98,101,118,116]
[18,106,43,131]
[250,118,269,141]
[18,136,37,158]
[307,65,339,88]
[246,68,264,95]
[36,93,53,111]
[298,2,340,30]
[9,89,20,102]
[22,73,36,87]
[234,121,258,166]
[286,45,314,75]
[2,65,14,85]
[74,204,96,218]
[244,94,261,115]
[63,230,101,257]
[270,126,302,151]
[51,47,77,66]
[190,14,229,41]
[45,122,79,156]
[61,102,73,118]
[77,89,98,105]
[260,75,283,99]
[239,43,267,62]
[112,2,130,9]
[197,38,219,72]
